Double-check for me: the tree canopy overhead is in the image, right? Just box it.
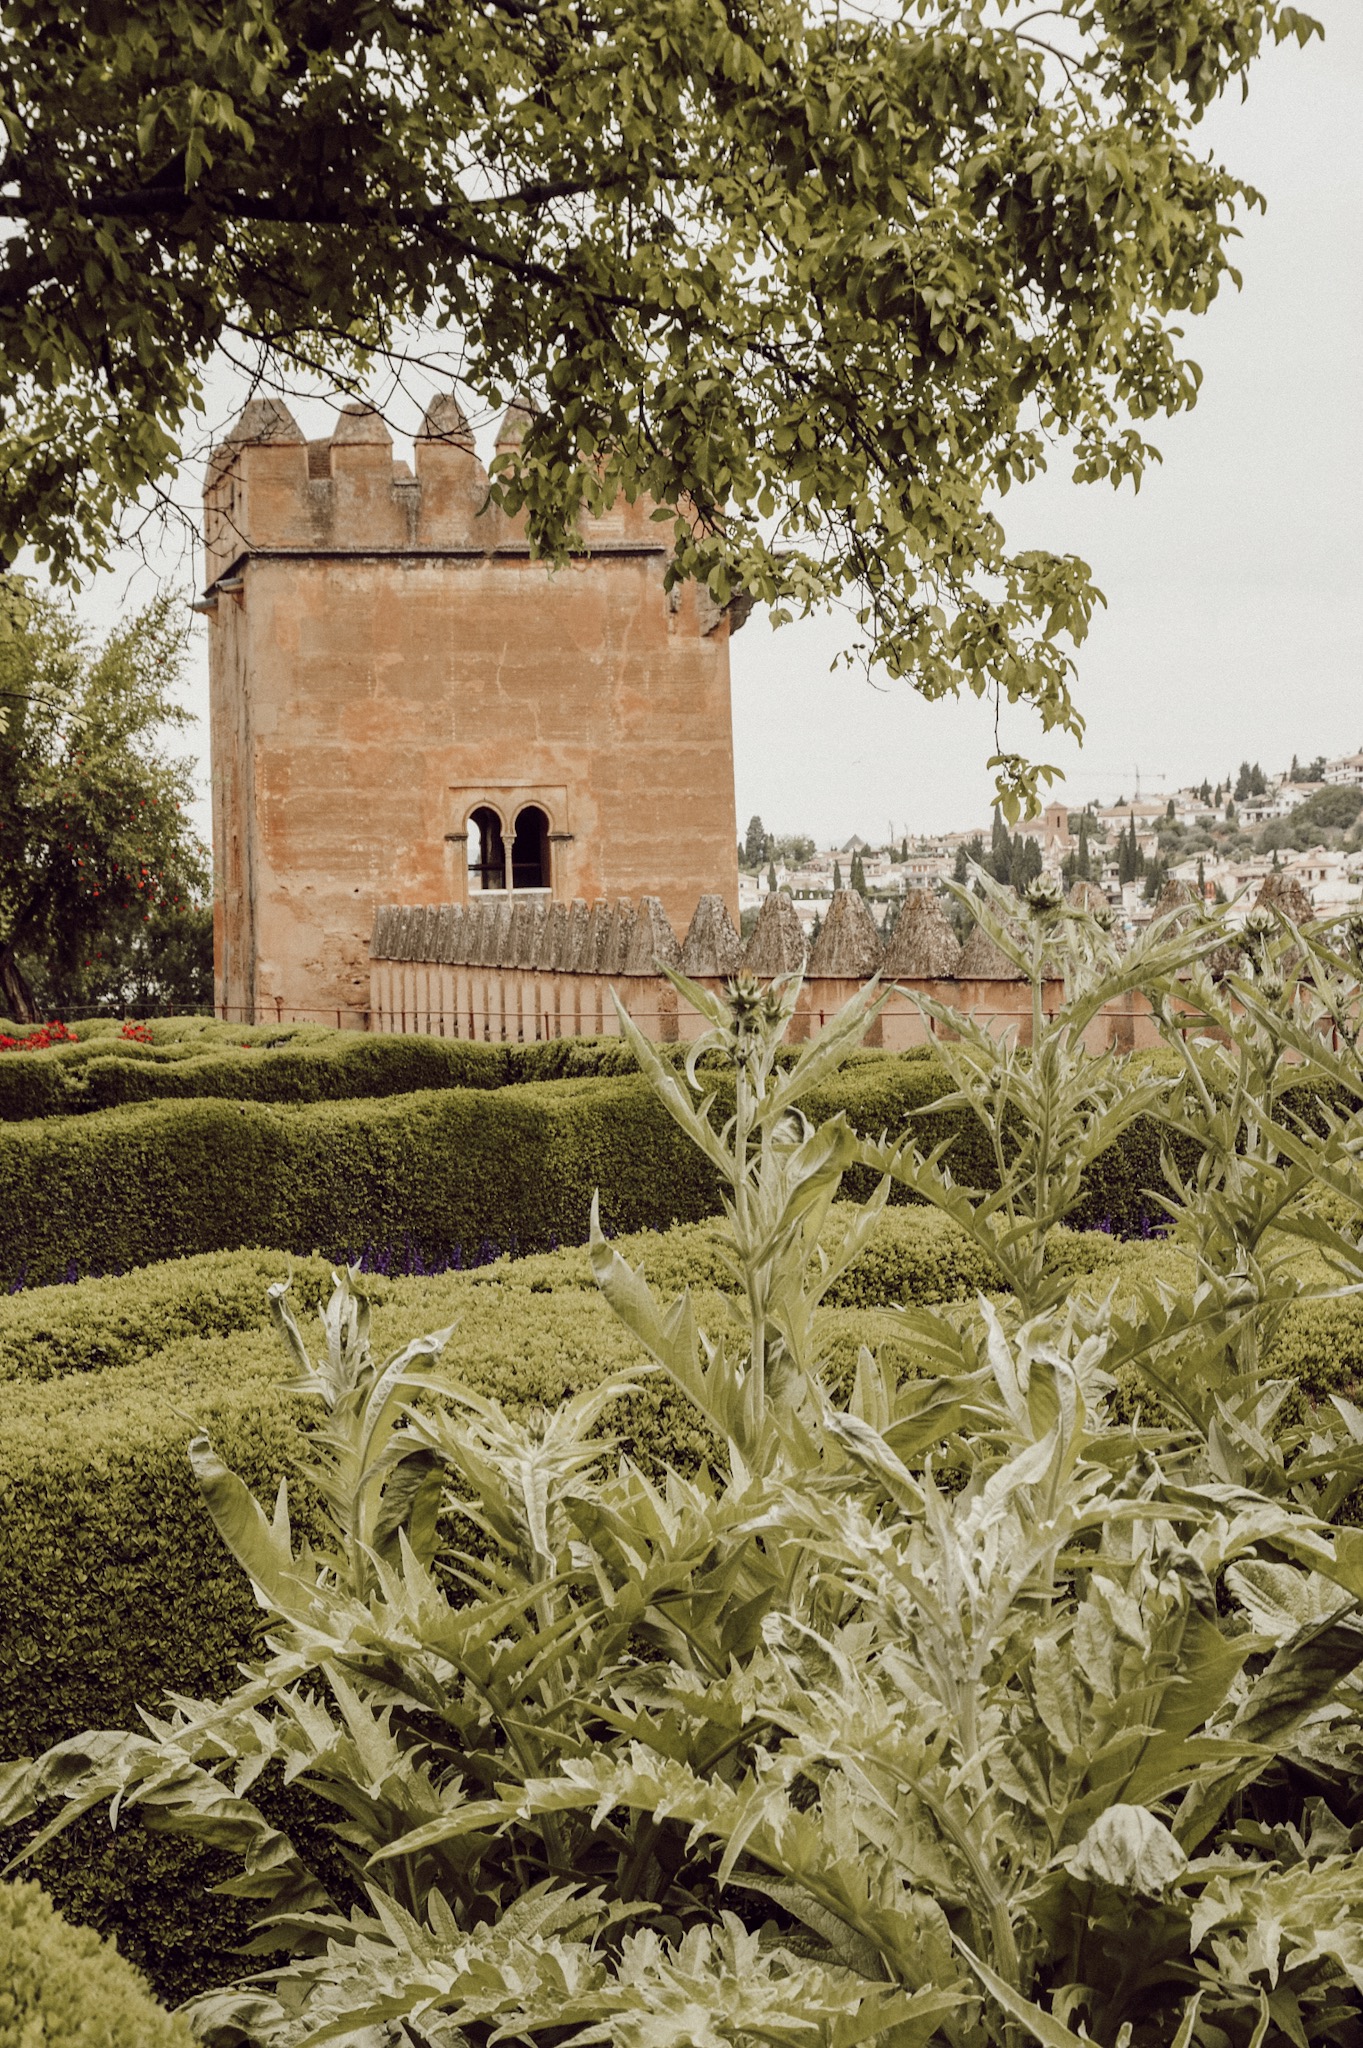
[0,0,1320,808]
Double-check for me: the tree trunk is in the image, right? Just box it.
[0,940,38,1024]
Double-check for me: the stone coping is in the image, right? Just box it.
[370,888,1029,981]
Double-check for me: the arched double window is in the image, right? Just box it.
[466,803,553,893]
[511,805,550,891]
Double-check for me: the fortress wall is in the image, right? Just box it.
[360,890,1164,1053]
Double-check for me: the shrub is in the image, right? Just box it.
[0,1879,192,2048]
[0,1046,1189,1286]
[0,1250,338,1385]
[0,1198,1147,1996]
[0,1204,1139,1388]
[0,1077,722,1286]
[0,1022,710,1122]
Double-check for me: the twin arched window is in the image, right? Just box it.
[467,804,551,893]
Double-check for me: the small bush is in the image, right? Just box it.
[0,1878,191,2048]
[0,1283,710,1995]
[0,1250,337,1385]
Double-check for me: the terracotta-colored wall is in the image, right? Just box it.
[204,399,741,1024]
[363,895,1167,1056]
[366,956,1164,1054]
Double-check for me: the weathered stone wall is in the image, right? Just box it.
[366,888,1164,1053]
[204,395,743,1025]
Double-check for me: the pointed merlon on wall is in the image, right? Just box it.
[508,898,536,967]
[496,394,538,451]
[956,920,1021,980]
[807,889,883,979]
[331,400,392,446]
[369,906,395,958]
[626,898,681,975]
[538,900,571,972]
[605,899,637,976]
[564,900,592,974]
[228,397,304,446]
[417,392,476,452]
[582,899,613,974]
[882,890,961,979]
[741,890,807,976]
[680,893,745,977]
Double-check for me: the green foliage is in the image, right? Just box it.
[865,872,1208,1316]
[0,1020,708,1122]
[10,936,1363,2046]
[2,1211,998,1997]
[0,1035,1180,1283]
[0,582,209,1023]
[0,1248,338,1385]
[1292,783,1363,833]
[0,2,1320,803]
[0,1879,192,2048]
[0,1204,1138,1390]
[0,1074,723,1285]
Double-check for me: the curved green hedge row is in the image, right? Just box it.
[0,1880,191,2048]
[0,1277,797,1996]
[0,1055,1184,1288]
[0,1024,683,1121]
[2,1205,1119,1389]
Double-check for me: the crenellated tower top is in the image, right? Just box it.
[203,392,677,594]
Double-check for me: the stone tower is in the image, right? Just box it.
[203,394,745,1024]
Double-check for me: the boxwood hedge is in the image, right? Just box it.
[0,1879,192,2048]
[0,1025,665,1121]
[0,1053,1185,1287]
[0,1272,784,1997]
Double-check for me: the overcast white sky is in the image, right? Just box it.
[730,0,1363,841]
[39,0,1363,849]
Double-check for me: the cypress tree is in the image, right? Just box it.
[990,805,1011,883]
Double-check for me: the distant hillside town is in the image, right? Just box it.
[739,747,1363,940]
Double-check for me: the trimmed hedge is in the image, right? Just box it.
[0,1880,192,2048]
[0,1250,337,1385]
[0,1020,767,1121]
[0,1076,722,1286]
[0,1054,1186,1287]
[0,1027,561,1121]
[0,1284,719,1996]
[0,1205,1123,1388]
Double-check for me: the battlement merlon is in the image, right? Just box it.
[202,394,748,635]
